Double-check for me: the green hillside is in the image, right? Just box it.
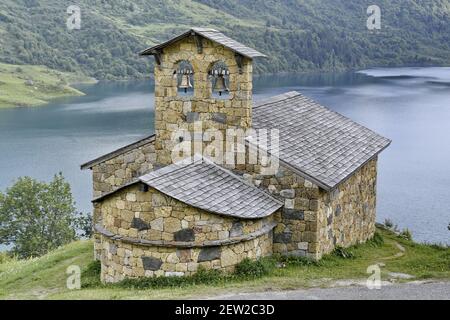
[0,63,94,108]
[0,227,448,299]
[0,0,449,80]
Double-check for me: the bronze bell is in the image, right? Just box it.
[178,70,192,93]
[213,70,229,96]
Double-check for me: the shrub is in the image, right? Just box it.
[117,267,223,289]
[368,231,384,247]
[0,173,91,259]
[332,246,355,259]
[383,218,394,229]
[399,229,413,241]
[81,260,102,288]
[275,254,318,266]
[233,257,275,278]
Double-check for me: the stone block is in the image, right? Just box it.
[152,194,167,207]
[304,211,316,221]
[150,217,164,231]
[186,111,199,123]
[198,247,221,262]
[221,249,238,267]
[126,193,136,202]
[284,198,295,209]
[109,243,117,255]
[229,221,243,237]
[142,256,163,271]
[174,228,195,242]
[304,180,313,188]
[309,200,319,211]
[218,230,229,240]
[211,112,227,124]
[165,271,184,277]
[327,215,333,226]
[164,217,181,233]
[280,189,295,199]
[282,208,304,220]
[167,252,180,264]
[335,204,341,216]
[131,218,149,231]
[291,250,307,257]
[155,206,172,217]
[176,249,192,263]
[273,232,292,244]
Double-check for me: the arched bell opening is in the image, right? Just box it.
[209,61,230,99]
[175,60,194,97]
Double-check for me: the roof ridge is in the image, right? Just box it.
[199,157,282,204]
[81,134,156,170]
[140,28,266,59]
[253,91,302,108]
[140,156,202,182]
[191,27,218,32]
[140,155,283,207]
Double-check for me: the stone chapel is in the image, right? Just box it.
[81,28,391,283]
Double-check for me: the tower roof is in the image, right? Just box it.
[140,28,266,59]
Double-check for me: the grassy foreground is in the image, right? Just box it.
[0,63,95,108]
[0,227,448,300]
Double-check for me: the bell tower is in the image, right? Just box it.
[140,28,266,165]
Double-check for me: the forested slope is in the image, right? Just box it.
[0,0,449,79]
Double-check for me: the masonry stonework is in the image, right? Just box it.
[317,158,378,257]
[81,28,389,283]
[153,37,253,165]
[92,140,156,199]
[95,184,275,283]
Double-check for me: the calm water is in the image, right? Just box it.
[0,67,449,244]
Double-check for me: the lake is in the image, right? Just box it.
[1,67,449,245]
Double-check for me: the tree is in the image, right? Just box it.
[0,173,91,259]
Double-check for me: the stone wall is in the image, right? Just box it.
[91,140,157,260]
[233,158,321,260]
[95,183,275,282]
[153,36,253,165]
[91,141,156,199]
[98,184,274,245]
[100,232,273,283]
[316,158,378,257]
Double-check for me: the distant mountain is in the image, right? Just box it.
[0,0,449,79]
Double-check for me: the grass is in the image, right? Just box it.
[0,63,96,108]
[0,227,448,300]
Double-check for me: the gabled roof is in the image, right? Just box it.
[139,155,282,219]
[140,28,266,59]
[81,134,155,170]
[252,91,391,190]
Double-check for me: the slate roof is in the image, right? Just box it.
[140,28,266,59]
[252,91,391,190]
[81,134,155,170]
[139,155,282,219]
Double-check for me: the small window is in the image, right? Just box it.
[209,61,230,99]
[175,60,194,97]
